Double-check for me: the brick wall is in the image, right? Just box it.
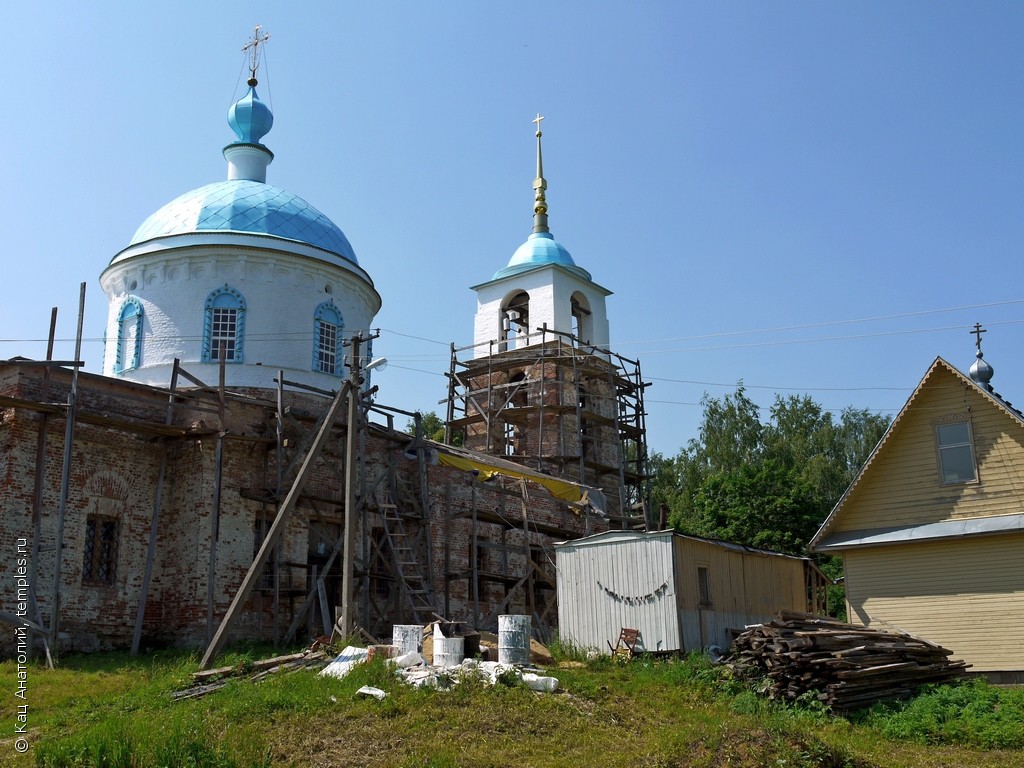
[1,362,601,653]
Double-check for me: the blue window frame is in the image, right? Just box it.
[115,297,143,373]
[203,285,246,363]
[313,301,343,375]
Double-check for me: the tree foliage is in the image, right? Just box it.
[655,388,890,557]
[651,388,889,618]
[404,411,447,442]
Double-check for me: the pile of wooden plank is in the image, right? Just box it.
[172,648,331,701]
[724,611,969,711]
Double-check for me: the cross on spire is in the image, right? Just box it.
[242,25,271,85]
[971,322,987,354]
[531,113,549,233]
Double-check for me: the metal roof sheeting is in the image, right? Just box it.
[814,512,1024,552]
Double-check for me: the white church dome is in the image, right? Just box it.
[99,59,380,392]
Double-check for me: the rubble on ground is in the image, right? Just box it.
[319,645,560,692]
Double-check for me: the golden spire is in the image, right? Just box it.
[532,113,549,233]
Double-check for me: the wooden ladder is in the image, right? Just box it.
[379,496,435,625]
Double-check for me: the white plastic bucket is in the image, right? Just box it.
[433,635,465,668]
[392,624,423,655]
[498,614,531,665]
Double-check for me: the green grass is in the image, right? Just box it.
[1,648,1021,767]
[850,678,1024,750]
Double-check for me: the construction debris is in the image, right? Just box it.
[320,646,370,680]
[724,611,969,711]
[174,646,332,700]
[421,623,553,666]
[173,622,557,703]
[317,642,560,692]
[391,657,559,691]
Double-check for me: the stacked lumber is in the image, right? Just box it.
[172,649,330,701]
[724,611,969,711]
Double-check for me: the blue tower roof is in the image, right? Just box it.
[492,231,590,280]
[128,179,358,263]
[227,85,274,144]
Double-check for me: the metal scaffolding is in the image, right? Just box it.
[445,326,651,529]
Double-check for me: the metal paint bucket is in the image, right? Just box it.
[433,635,465,668]
[392,624,423,656]
[498,614,531,665]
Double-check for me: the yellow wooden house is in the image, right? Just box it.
[809,354,1024,680]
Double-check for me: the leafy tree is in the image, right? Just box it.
[689,459,820,555]
[657,388,890,616]
[404,411,447,442]
[663,387,765,533]
[664,389,888,547]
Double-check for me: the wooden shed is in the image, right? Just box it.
[555,530,826,654]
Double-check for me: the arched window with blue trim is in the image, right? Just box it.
[115,297,143,373]
[313,301,343,374]
[203,285,246,363]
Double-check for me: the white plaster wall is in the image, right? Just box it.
[100,235,381,391]
[472,265,611,357]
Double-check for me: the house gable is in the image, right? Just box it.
[811,357,1024,551]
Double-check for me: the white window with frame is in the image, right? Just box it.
[202,285,246,363]
[935,418,978,484]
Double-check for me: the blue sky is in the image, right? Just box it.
[2,3,1023,457]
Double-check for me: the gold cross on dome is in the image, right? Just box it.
[532,112,545,136]
[242,25,271,80]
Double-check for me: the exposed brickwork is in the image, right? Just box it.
[0,362,600,652]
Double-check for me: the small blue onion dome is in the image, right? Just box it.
[492,231,591,280]
[227,85,273,144]
[128,179,357,263]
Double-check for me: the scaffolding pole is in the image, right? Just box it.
[27,308,58,668]
[47,282,86,657]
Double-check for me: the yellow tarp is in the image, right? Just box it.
[436,451,583,503]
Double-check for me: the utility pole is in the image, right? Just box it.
[339,332,362,640]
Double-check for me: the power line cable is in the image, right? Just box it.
[614,299,1024,347]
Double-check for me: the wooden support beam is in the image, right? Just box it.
[132,359,180,655]
[199,381,352,670]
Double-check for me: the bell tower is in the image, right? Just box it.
[447,116,650,528]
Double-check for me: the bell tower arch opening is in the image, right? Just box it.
[500,290,531,352]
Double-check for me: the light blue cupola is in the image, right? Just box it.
[119,27,359,266]
[496,231,589,281]
[227,83,274,145]
[100,25,382,392]
[223,74,275,185]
